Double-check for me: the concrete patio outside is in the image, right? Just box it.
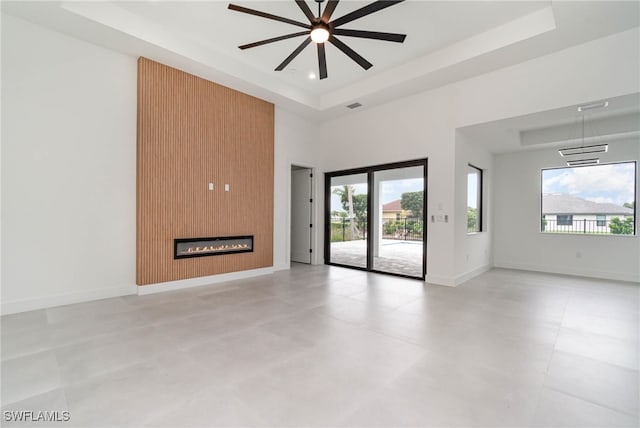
[329,239,424,278]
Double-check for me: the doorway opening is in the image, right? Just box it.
[324,159,427,279]
[291,165,313,264]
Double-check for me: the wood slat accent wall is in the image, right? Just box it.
[137,57,274,285]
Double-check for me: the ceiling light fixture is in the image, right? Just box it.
[310,24,330,44]
[566,158,600,167]
[558,143,608,157]
[558,108,609,163]
[577,101,609,112]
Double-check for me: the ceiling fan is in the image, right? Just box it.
[228,0,407,79]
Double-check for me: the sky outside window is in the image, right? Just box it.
[542,162,635,207]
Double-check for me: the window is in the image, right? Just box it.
[541,161,636,235]
[467,164,483,233]
[557,215,573,226]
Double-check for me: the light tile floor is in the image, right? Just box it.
[1,265,639,427]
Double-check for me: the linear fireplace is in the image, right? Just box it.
[174,236,254,259]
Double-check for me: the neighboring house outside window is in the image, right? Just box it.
[542,193,634,234]
[382,200,411,220]
[382,199,418,240]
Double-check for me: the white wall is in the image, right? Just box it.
[319,87,458,284]
[273,107,320,270]
[494,139,640,282]
[455,27,640,128]
[1,14,138,314]
[454,132,493,284]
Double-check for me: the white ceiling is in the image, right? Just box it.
[2,0,639,121]
[114,0,548,94]
[458,93,640,153]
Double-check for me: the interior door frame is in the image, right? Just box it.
[324,158,428,280]
[290,165,313,264]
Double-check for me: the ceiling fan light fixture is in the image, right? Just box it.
[229,0,407,78]
[310,25,330,43]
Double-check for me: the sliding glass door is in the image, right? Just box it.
[325,159,427,279]
[371,166,425,277]
[327,173,368,269]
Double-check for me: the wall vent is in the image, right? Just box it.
[346,102,362,109]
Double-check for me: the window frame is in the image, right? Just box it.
[467,164,483,234]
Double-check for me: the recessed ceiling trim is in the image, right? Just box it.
[8,0,635,123]
[319,6,556,110]
[57,0,321,111]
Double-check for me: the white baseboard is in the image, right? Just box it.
[137,267,274,295]
[1,285,137,315]
[454,264,492,286]
[425,274,455,287]
[273,263,290,272]
[493,261,640,283]
[426,264,492,287]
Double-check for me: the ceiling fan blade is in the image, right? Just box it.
[332,28,406,43]
[275,37,312,71]
[330,0,405,28]
[318,43,328,79]
[295,0,316,23]
[239,31,309,50]
[228,4,310,29]
[321,0,340,23]
[329,35,372,70]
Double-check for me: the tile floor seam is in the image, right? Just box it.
[548,349,640,375]
[558,325,640,345]
[542,385,639,419]
[1,385,62,408]
[541,287,571,375]
[356,316,432,349]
